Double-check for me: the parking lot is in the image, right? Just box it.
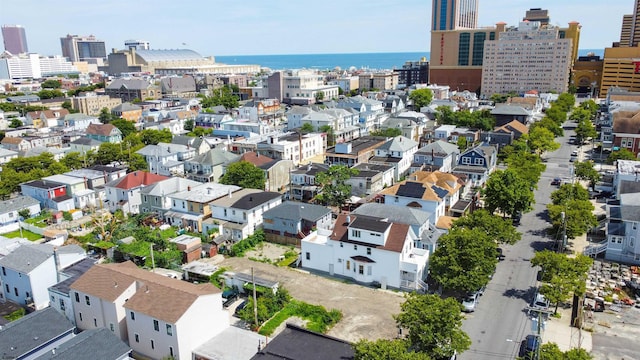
[218,256,405,342]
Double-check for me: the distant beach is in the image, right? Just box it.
[215,49,604,71]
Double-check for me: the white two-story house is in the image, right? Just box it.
[104,171,169,214]
[136,143,195,177]
[70,261,228,360]
[369,136,418,181]
[301,213,429,292]
[379,175,449,224]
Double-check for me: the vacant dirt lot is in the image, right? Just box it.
[219,255,405,342]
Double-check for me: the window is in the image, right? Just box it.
[130,311,135,320]
[79,312,83,321]
[75,292,80,303]
[110,323,114,332]
[359,265,364,275]
[85,295,90,306]
[60,299,65,311]
[305,252,310,260]
[94,318,97,327]
[170,347,174,357]
[166,324,173,336]
[346,261,350,270]
[14,287,18,296]
[367,266,372,276]
[4,284,8,292]
[1,266,5,276]
[340,242,343,248]
[153,319,159,331]
[354,244,358,250]
[134,334,139,343]
[367,248,371,255]
[352,230,361,238]
[151,339,155,349]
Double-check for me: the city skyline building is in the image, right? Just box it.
[124,39,150,51]
[60,34,107,62]
[431,0,478,31]
[2,24,29,54]
[619,0,640,47]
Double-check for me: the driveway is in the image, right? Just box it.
[219,257,404,342]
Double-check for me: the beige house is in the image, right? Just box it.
[71,93,122,116]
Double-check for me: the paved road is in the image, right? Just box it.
[460,123,577,360]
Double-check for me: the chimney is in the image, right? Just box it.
[187,186,191,191]
[345,215,351,225]
[307,163,312,171]
[228,189,232,198]
[53,247,61,282]
[249,196,253,202]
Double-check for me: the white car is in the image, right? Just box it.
[462,292,479,312]
[531,292,550,310]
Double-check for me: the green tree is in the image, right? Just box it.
[569,108,591,123]
[300,123,315,134]
[527,126,560,154]
[95,142,124,165]
[574,161,600,190]
[140,129,173,145]
[456,136,468,151]
[504,151,546,189]
[219,161,266,190]
[408,88,433,110]
[201,86,239,109]
[61,100,77,113]
[184,119,194,132]
[126,153,148,172]
[18,208,31,219]
[315,165,359,211]
[353,339,430,360]
[555,93,576,113]
[429,228,498,292]
[607,148,637,164]
[550,183,590,205]
[435,106,455,125]
[531,252,592,313]
[574,118,597,145]
[61,152,85,170]
[579,100,598,118]
[99,107,113,124]
[369,128,402,137]
[483,169,535,218]
[544,106,567,125]
[110,118,137,138]
[394,293,471,358]
[319,125,336,147]
[41,79,62,89]
[452,209,521,245]
[9,118,23,128]
[315,91,325,102]
[547,199,597,240]
[36,89,64,99]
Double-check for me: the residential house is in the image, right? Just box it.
[105,78,161,102]
[0,195,41,233]
[184,149,240,183]
[378,175,448,224]
[490,104,533,127]
[58,113,101,131]
[0,244,85,309]
[453,144,498,187]
[0,147,18,170]
[71,92,122,116]
[140,177,201,216]
[409,171,464,215]
[285,106,314,129]
[194,113,234,129]
[499,120,529,139]
[240,152,295,193]
[613,160,640,196]
[86,123,123,143]
[337,95,385,131]
[603,193,640,265]
[70,261,228,360]
[20,146,70,161]
[352,203,443,253]
[289,163,329,201]
[136,143,195,176]
[111,102,142,122]
[25,109,69,129]
[256,132,325,166]
[382,95,406,114]
[368,136,419,181]
[507,96,543,114]
[319,108,361,144]
[69,137,103,154]
[324,136,387,167]
[250,324,354,360]
[42,174,96,210]
[380,117,424,142]
[20,179,75,211]
[160,76,197,98]
[0,307,75,360]
[1,136,32,152]
[434,124,456,141]
[411,140,460,174]
[65,165,128,202]
[165,183,241,233]
[48,258,96,326]
[208,189,283,241]
[238,98,282,122]
[301,213,429,291]
[34,328,132,360]
[450,127,480,145]
[172,135,212,155]
[347,163,395,196]
[612,112,640,157]
[104,171,169,214]
[262,201,332,246]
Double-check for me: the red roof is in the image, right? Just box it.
[239,151,274,167]
[113,171,168,190]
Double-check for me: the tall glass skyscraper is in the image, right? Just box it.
[2,25,29,54]
[431,0,478,31]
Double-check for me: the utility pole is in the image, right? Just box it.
[150,243,156,272]
[252,267,258,328]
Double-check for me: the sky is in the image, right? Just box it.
[0,0,632,57]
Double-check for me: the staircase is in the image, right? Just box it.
[583,240,608,257]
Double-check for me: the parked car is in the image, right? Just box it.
[523,334,541,360]
[551,177,562,186]
[234,300,247,316]
[461,292,479,312]
[531,292,550,310]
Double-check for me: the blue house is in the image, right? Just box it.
[452,144,497,187]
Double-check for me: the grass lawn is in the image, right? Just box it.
[2,229,43,241]
[258,300,342,336]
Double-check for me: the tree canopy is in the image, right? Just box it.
[574,118,597,145]
[110,118,137,138]
[607,148,637,164]
[394,293,471,359]
[483,168,534,218]
[539,342,593,360]
[526,126,561,154]
[41,79,62,89]
[574,161,600,190]
[435,107,495,131]
[547,199,597,240]
[408,88,433,110]
[452,209,521,245]
[140,129,173,145]
[429,228,498,292]
[315,165,359,210]
[555,93,576,113]
[370,128,402,138]
[200,86,240,109]
[219,161,266,190]
[353,339,430,360]
[503,150,546,189]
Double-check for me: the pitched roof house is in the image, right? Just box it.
[86,123,123,143]
[104,171,169,214]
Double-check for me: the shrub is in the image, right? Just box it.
[229,230,265,257]
[4,308,26,321]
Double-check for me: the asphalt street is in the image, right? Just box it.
[460,122,577,360]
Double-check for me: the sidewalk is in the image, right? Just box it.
[541,306,592,353]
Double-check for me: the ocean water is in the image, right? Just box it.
[215,49,604,71]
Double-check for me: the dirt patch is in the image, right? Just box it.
[244,242,298,263]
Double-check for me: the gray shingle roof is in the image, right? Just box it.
[376,136,418,153]
[0,195,40,215]
[0,244,54,273]
[190,149,240,166]
[351,203,431,226]
[417,140,459,156]
[111,102,141,112]
[491,104,532,116]
[70,138,103,146]
[49,258,96,296]
[0,307,74,359]
[107,78,154,90]
[263,201,331,222]
[34,327,131,360]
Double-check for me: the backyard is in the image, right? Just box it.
[2,229,42,241]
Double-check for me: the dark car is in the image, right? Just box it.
[523,334,541,360]
[551,177,562,186]
[496,247,505,261]
[512,212,522,226]
[234,300,247,316]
